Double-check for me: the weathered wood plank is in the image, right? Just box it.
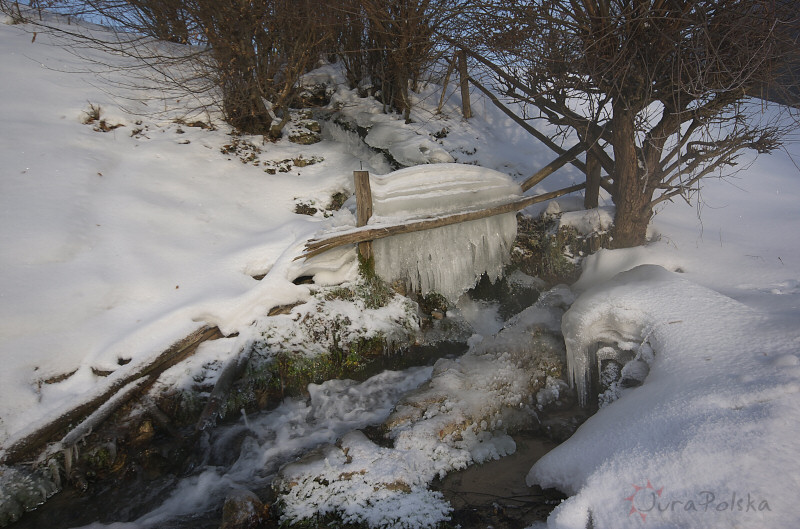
[521,142,587,192]
[298,183,587,260]
[354,170,374,261]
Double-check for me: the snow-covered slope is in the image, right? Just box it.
[0,15,565,455]
[1,10,800,529]
[0,19,352,449]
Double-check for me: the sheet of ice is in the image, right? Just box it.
[529,265,800,528]
[371,164,521,302]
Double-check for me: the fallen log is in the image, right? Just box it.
[0,324,222,465]
[298,183,587,261]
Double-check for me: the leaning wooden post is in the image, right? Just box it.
[353,170,374,263]
[436,51,458,115]
[457,50,472,119]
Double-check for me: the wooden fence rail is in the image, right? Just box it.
[298,176,587,261]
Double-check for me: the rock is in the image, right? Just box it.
[220,489,268,529]
[299,119,321,133]
[287,130,320,145]
[0,466,60,527]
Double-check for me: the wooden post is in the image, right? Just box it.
[353,170,373,261]
[436,51,458,115]
[584,150,601,209]
[457,50,472,119]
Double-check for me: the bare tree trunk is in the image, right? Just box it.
[610,104,651,248]
[457,50,472,119]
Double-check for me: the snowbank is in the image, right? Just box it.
[0,19,355,452]
[528,265,800,528]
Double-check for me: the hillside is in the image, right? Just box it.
[1,11,800,529]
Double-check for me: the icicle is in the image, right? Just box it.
[62,446,72,477]
[370,164,521,302]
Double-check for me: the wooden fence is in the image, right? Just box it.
[299,161,589,262]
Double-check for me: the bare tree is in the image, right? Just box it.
[5,0,332,136]
[468,0,799,247]
[332,0,462,121]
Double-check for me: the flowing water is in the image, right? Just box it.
[9,277,585,529]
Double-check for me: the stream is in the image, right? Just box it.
[8,275,589,529]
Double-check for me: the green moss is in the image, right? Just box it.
[418,291,448,315]
[266,332,385,397]
[355,254,392,309]
[511,214,582,285]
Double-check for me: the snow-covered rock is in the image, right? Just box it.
[529,265,800,529]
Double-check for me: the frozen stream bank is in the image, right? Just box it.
[7,275,590,529]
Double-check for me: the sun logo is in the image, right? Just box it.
[624,480,664,522]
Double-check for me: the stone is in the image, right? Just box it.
[220,489,268,529]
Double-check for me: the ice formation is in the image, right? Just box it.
[528,265,800,529]
[370,164,521,302]
[274,285,574,529]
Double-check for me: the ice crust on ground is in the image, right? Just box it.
[371,164,521,302]
[276,286,573,528]
[276,431,452,529]
[529,265,800,529]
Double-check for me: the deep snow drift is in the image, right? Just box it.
[529,264,800,528]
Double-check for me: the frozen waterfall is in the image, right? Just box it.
[370,164,521,303]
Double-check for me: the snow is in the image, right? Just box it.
[276,430,453,529]
[0,18,358,450]
[528,265,800,528]
[1,9,800,529]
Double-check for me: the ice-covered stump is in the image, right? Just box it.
[370,164,521,302]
